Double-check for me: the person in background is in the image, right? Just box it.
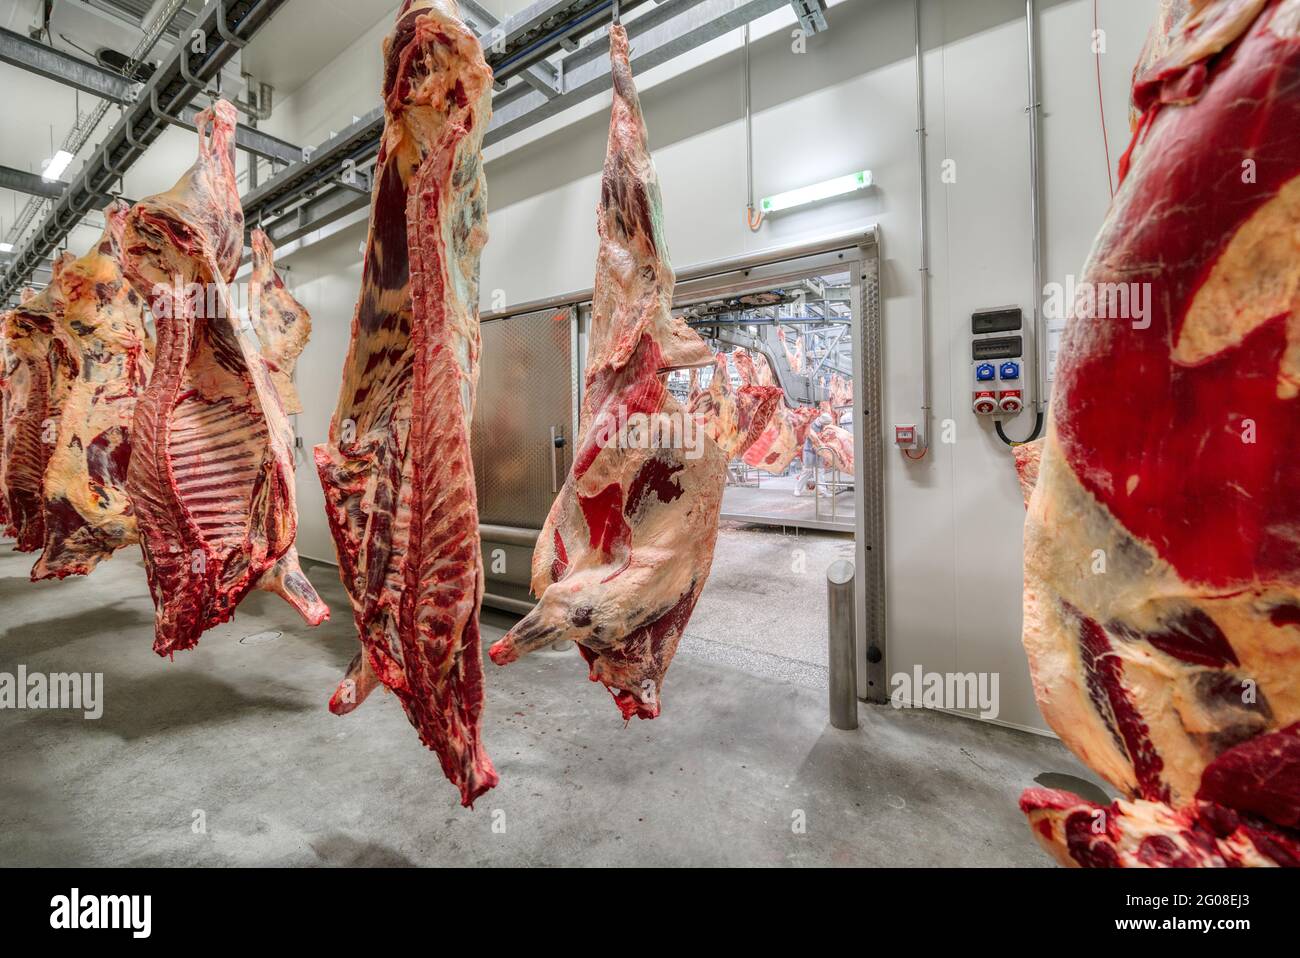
[793,411,833,497]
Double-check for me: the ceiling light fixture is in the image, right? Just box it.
[42,150,75,182]
[0,243,13,253]
[760,170,873,214]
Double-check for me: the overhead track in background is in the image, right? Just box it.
[0,0,293,303]
[246,0,816,251]
[0,21,299,162]
[4,0,833,294]
[0,24,140,101]
[0,165,67,200]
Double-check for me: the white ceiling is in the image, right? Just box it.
[240,0,400,95]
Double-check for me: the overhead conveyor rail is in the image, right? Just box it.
[0,0,292,303]
[3,0,831,296]
[245,0,821,250]
[0,24,140,102]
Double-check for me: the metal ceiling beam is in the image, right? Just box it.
[0,21,298,164]
[240,0,630,231]
[0,165,65,200]
[790,0,829,35]
[487,0,786,145]
[461,0,561,98]
[0,0,292,300]
[243,0,788,245]
[0,25,141,103]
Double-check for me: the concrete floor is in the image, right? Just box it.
[686,521,853,681]
[0,542,1107,867]
[723,474,855,530]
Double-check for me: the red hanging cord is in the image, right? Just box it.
[1095,0,1115,198]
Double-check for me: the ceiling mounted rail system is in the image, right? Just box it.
[0,0,292,302]
[244,0,819,250]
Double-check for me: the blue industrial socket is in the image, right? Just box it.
[999,362,1020,380]
[976,363,996,382]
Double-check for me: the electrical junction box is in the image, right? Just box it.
[971,308,1025,416]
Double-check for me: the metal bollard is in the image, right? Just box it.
[827,559,858,730]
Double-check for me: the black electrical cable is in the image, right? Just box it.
[995,411,1044,446]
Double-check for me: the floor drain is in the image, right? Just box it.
[240,630,283,645]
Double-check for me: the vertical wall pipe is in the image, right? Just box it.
[913,0,932,450]
[1026,0,1047,414]
[744,23,757,221]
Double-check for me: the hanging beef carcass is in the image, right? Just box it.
[689,352,781,459]
[488,24,724,722]
[1130,0,1194,128]
[732,346,777,388]
[1,261,73,551]
[0,291,31,535]
[743,403,820,475]
[32,202,154,580]
[777,327,804,374]
[810,422,855,477]
[121,99,328,657]
[732,345,818,473]
[1019,0,1300,867]
[829,372,853,410]
[248,228,310,416]
[314,0,497,806]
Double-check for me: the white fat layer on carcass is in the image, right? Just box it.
[1025,425,1300,804]
[1274,0,1300,35]
[1172,174,1300,399]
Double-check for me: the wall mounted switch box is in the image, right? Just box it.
[971,307,1026,417]
[971,306,1023,335]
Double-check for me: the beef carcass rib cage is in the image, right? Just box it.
[314,0,497,807]
[1020,0,1300,867]
[0,290,36,535]
[33,201,154,580]
[1,263,73,552]
[488,24,725,722]
[688,352,781,460]
[248,228,311,416]
[121,99,327,657]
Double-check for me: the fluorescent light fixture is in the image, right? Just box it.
[0,243,13,253]
[42,150,74,182]
[760,169,873,214]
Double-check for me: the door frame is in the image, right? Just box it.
[480,226,887,703]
